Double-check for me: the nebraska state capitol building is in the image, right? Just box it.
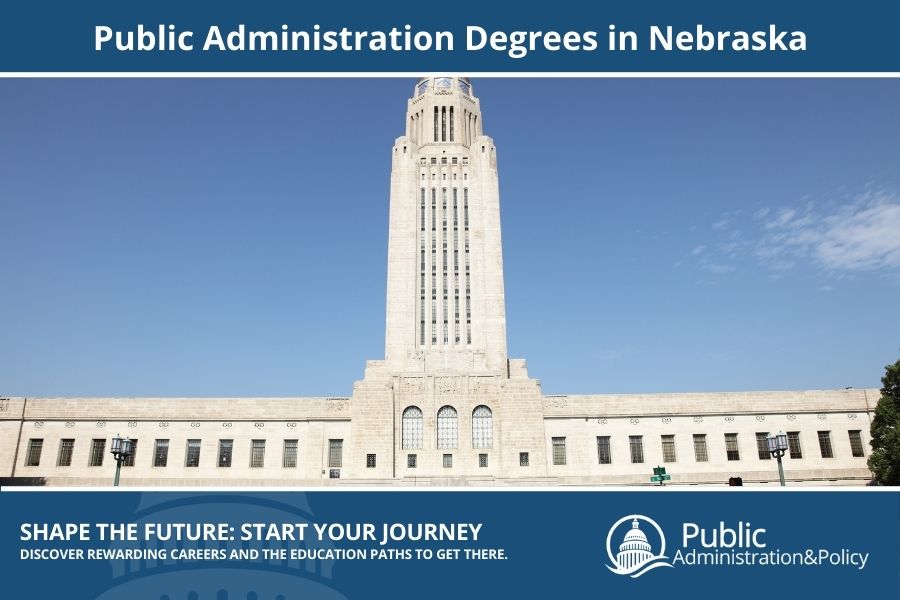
[0,77,877,486]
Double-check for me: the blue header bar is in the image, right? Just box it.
[1,0,898,73]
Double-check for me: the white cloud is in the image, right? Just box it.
[764,207,797,230]
[757,189,900,272]
[752,207,770,220]
[703,263,735,275]
[691,188,900,278]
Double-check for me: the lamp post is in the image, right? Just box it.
[110,434,134,487]
[766,432,789,487]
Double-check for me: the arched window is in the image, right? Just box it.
[402,406,423,449]
[472,405,493,449]
[437,406,458,449]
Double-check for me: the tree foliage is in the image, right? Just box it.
[867,359,900,485]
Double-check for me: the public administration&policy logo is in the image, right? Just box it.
[605,515,674,578]
[604,513,870,580]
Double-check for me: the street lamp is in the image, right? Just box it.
[110,434,134,487]
[766,432,789,487]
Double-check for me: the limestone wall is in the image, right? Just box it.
[541,388,876,485]
[3,397,350,483]
[0,388,878,486]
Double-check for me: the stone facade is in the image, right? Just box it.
[0,77,877,487]
[0,387,876,486]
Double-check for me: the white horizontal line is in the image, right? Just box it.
[1,485,892,492]
[1,72,899,78]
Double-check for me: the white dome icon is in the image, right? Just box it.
[615,519,654,570]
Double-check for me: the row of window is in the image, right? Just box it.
[405,453,490,469]
[421,172,469,182]
[408,104,479,145]
[26,430,864,470]
[419,156,469,166]
[24,438,345,469]
[550,430,866,466]
[435,106,454,143]
[418,187,471,346]
[402,405,493,450]
[24,435,496,474]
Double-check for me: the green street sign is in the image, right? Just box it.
[650,474,672,483]
[653,466,668,476]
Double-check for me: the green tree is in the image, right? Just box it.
[868,359,900,485]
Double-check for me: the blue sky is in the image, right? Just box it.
[1,78,898,396]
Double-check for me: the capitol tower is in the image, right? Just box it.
[347,76,550,482]
[384,76,507,374]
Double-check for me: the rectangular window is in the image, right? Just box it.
[218,439,233,468]
[250,440,266,468]
[693,434,708,462]
[519,452,529,467]
[153,439,169,467]
[57,439,75,467]
[597,436,612,464]
[661,435,676,463]
[283,439,298,468]
[329,439,343,468]
[479,453,488,468]
[366,453,377,468]
[463,187,471,345]
[787,431,802,459]
[89,439,105,467]
[443,453,453,468]
[725,433,740,461]
[817,431,834,458]
[185,439,201,468]
[552,437,566,466]
[407,454,417,468]
[629,435,644,464]
[122,439,138,467]
[848,430,864,458]
[756,432,771,460]
[25,439,43,467]
[419,187,426,346]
